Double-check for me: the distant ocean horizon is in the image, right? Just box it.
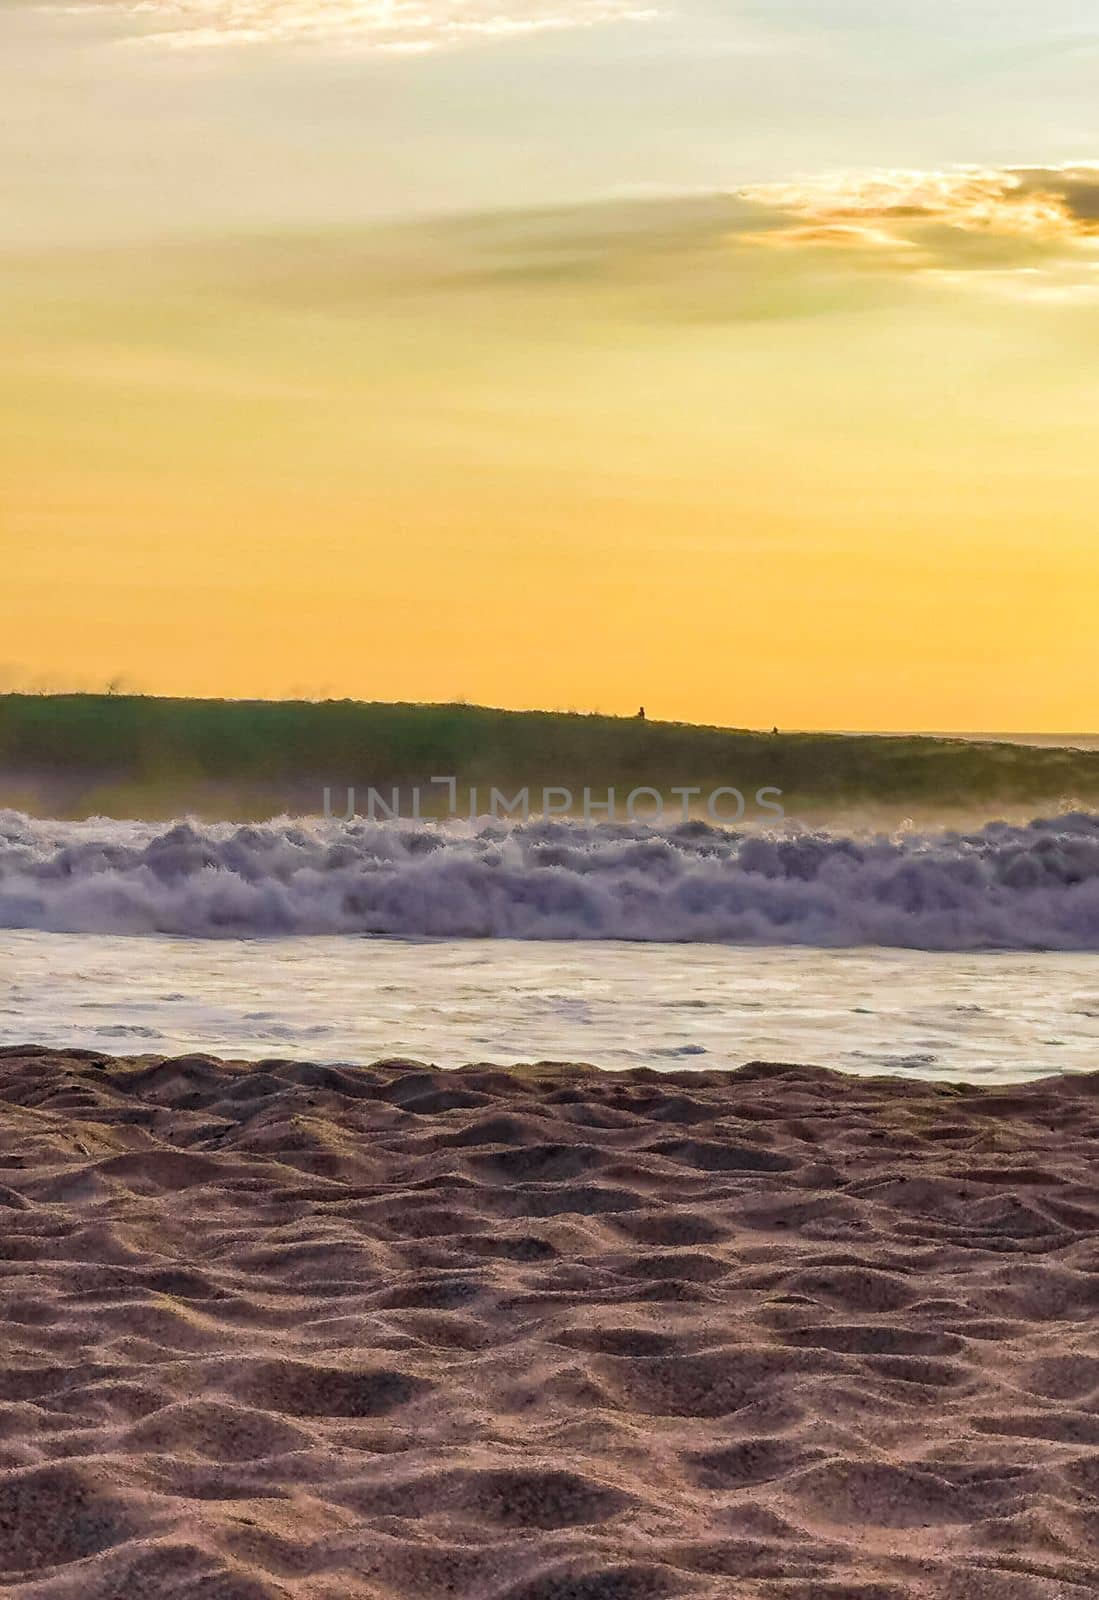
[857,732,1099,749]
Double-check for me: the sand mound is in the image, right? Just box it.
[2,1047,1099,1596]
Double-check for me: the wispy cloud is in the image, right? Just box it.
[114,176,1096,330]
[16,161,1099,324]
[47,0,661,51]
[923,262,1099,307]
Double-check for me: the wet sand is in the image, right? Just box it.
[2,1046,1099,1598]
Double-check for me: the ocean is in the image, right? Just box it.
[2,929,1097,1084]
[2,809,1098,1084]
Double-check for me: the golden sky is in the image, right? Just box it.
[2,5,1098,729]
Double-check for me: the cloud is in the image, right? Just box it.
[19,169,1099,336]
[133,192,930,331]
[46,0,661,51]
[739,164,1099,251]
[117,179,1099,334]
[743,221,914,251]
[735,164,1099,300]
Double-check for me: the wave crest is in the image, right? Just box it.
[2,810,1099,948]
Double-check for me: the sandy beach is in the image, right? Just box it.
[2,1047,1099,1598]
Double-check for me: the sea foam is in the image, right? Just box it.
[1,810,1098,948]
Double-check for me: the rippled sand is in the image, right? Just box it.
[2,1047,1099,1597]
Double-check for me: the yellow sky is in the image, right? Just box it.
[3,178,1098,729]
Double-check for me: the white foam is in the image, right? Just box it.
[1,810,1098,948]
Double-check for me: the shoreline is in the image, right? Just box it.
[3,1047,1099,1597]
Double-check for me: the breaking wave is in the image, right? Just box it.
[1,810,1099,949]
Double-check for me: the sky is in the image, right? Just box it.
[2,0,1098,729]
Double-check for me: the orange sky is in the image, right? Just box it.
[3,4,1098,729]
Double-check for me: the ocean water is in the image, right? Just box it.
[2,810,1097,1084]
[3,931,1097,1085]
[2,809,1099,948]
